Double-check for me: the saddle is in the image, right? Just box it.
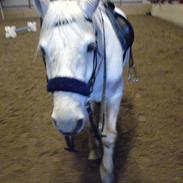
[104,2,134,53]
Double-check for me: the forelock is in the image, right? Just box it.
[41,1,85,31]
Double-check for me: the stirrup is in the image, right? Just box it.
[128,64,139,83]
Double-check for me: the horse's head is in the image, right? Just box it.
[34,0,99,136]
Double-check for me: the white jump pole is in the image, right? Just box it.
[5,21,37,38]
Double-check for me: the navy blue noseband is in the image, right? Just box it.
[40,16,97,99]
[47,77,91,97]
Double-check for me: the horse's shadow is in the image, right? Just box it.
[80,96,138,183]
[49,96,137,183]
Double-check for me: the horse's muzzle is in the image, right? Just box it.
[53,118,84,136]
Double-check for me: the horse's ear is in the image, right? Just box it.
[33,0,50,17]
[79,0,99,19]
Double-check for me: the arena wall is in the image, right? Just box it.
[1,1,183,28]
[151,4,183,27]
[118,3,151,15]
[1,0,143,7]
[0,4,151,19]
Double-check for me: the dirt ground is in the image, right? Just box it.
[0,15,183,183]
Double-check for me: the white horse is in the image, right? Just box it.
[34,0,130,182]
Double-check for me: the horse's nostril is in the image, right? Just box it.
[77,119,83,125]
[74,119,83,133]
[59,120,83,136]
[52,118,84,136]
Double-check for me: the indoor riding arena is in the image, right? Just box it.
[0,0,183,183]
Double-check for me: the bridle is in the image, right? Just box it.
[40,16,105,152]
[47,38,98,97]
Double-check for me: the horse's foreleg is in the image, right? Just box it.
[100,96,121,183]
[88,128,100,160]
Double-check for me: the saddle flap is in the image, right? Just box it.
[105,3,134,51]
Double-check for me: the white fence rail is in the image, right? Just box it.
[1,0,31,7]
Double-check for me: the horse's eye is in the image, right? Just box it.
[40,46,46,56]
[40,46,47,67]
[87,42,96,52]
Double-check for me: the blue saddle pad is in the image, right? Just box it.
[105,3,134,52]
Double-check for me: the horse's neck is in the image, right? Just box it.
[89,4,125,102]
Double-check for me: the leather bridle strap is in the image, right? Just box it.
[47,77,91,97]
